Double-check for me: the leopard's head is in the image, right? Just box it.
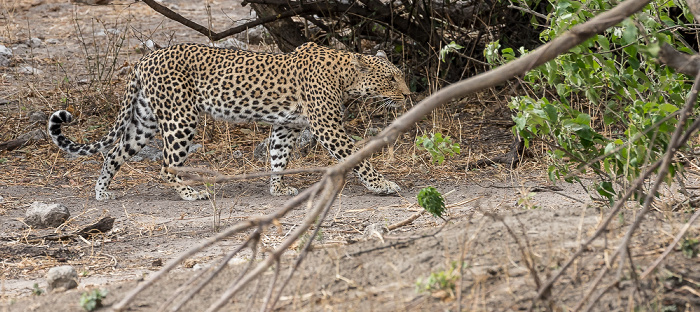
[348,51,411,108]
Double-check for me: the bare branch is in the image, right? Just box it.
[140,0,310,42]
[658,43,700,76]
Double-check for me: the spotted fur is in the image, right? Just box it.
[48,42,410,200]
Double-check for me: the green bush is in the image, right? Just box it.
[415,133,460,165]
[489,0,693,202]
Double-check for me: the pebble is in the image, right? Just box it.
[0,44,12,67]
[16,65,43,75]
[25,37,42,48]
[46,265,78,292]
[25,202,70,228]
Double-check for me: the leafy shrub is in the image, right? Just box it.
[415,133,460,165]
[80,289,107,311]
[488,0,693,202]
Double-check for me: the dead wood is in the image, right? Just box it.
[248,3,306,52]
[0,129,46,151]
[4,216,115,244]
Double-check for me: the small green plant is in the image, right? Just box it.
[31,283,43,296]
[516,188,539,210]
[439,41,464,62]
[80,289,107,311]
[417,186,446,218]
[415,261,463,297]
[415,133,460,165]
[680,237,699,259]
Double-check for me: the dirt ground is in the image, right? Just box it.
[1,0,700,311]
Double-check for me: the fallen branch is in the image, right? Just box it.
[11,216,115,244]
[387,210,425,231]
[0,129,46,151]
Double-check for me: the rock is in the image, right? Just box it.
[24,38,42,48]
[46,265,78,292]
[214,38,247,50]
[129,140,163,162]
[114,65,132,77]
[144,40,156,51]
[29,111,47,123]
[16,65,43,75]
[25,202,70,228]
[0,45,12,67]
[362,223,389,242]
[189,144,202,153]
[234,25,265,44]
[45,38,60,44]
[0,195,4,204]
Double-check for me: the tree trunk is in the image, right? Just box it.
[250,4,307,52]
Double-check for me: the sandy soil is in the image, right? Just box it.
[1,0,700,311]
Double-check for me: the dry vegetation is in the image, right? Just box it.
[0,0,699,311]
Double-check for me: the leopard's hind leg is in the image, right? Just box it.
[95,91,158,200]
[268,125,302,196]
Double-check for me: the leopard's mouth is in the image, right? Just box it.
[382,95,407,108]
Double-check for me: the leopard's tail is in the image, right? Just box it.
[48,103,132,157]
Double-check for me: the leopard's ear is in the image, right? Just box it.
[376,50,387,59]
[351,54,370,73]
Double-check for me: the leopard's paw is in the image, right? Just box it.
[96,190,116,201]
[369,179,401,195]
[270,184,299,196]
[180,188,210,201]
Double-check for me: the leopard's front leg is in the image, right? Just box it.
[307,105,400,194]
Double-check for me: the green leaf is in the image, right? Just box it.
[417,187,446,218]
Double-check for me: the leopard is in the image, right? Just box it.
[48,42,410,201]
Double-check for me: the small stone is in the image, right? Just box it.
[46,265,78,292]
[214,38,247,50]
[114,65,132,77]
[151,259,163,267]
[29,111,47,123]
[25,38,42,48]
[0,195,4,204]
[0,45,12,67]
[144,40,155,51]
[25,202,70,228]
[16,65,43,75]
[183,259,197,268]
[45,38,60,44]
[189,144,202,153]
